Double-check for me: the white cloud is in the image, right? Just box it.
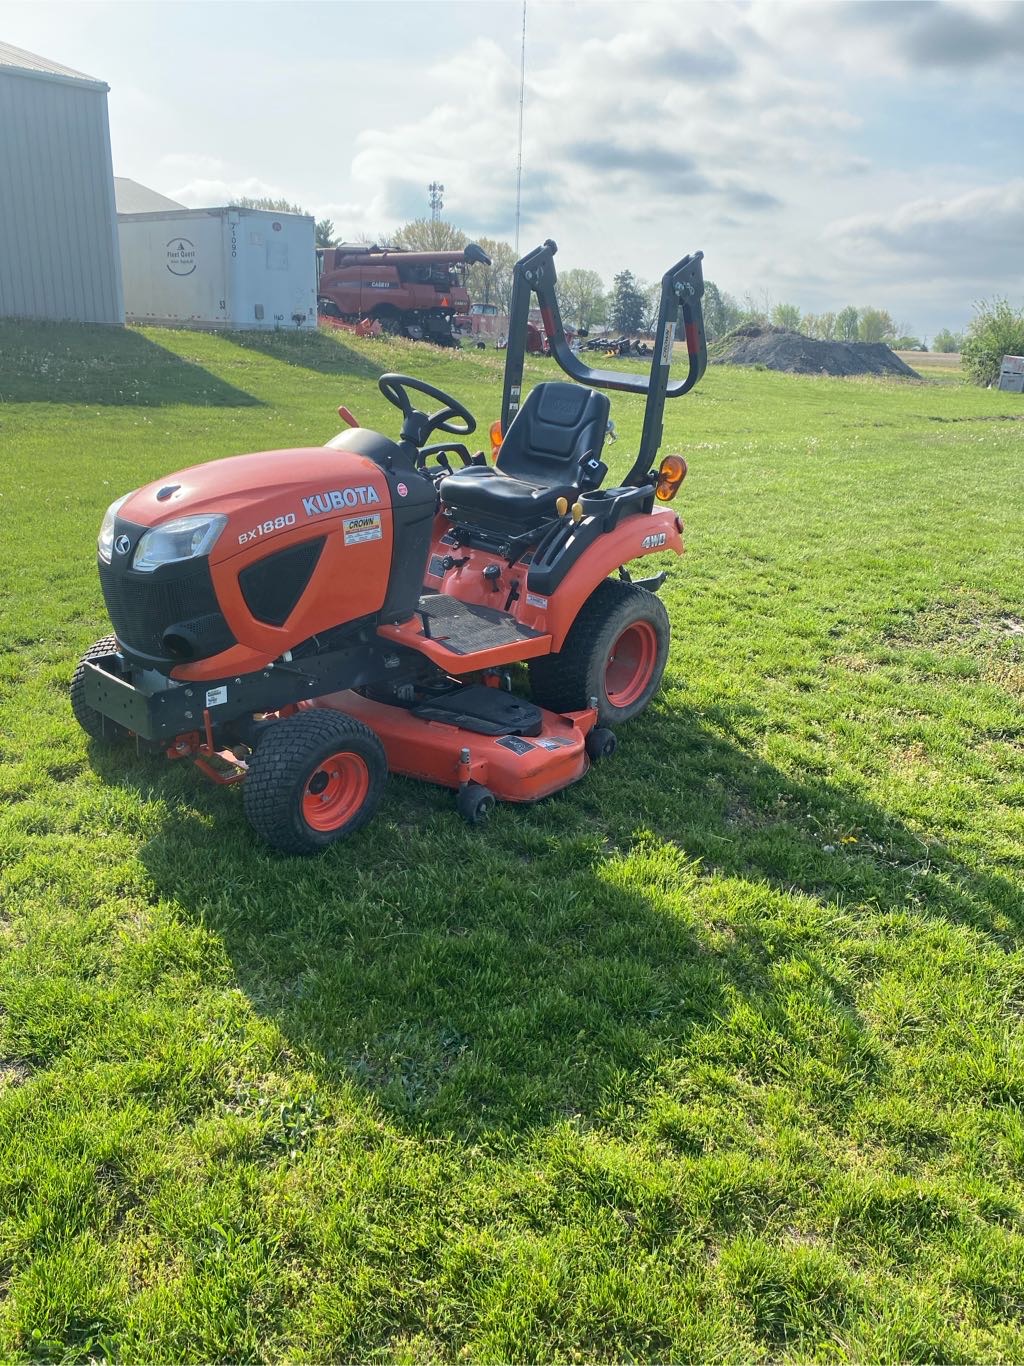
[827,181,1024,262]
[169,176,303,209]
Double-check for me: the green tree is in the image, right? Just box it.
[235,195,308,215]
[801,311,836,340]
[858,308,896,343]
[891,335,924,351]
[315,219,337,248]
[932,327,964,353]
[836,306,859,341]
[640,281,661,332]
[962,298,1024,386]
[557,267,607,331]
[465,237,518,314]
[610,270,646,333]
[388,218,468,252]
[702,281,741,341]
[771,303,802,332]
[739,292,769,327]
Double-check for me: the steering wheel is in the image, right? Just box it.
[378,373,476,439]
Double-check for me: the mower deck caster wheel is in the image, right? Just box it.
[586,727,617,761]
[457,782,495,826]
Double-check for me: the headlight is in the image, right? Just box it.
[98,492,134,563]
[133,514,227,573]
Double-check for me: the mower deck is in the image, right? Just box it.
[309,689,596,802]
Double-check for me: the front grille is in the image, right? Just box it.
[98,552,226,658]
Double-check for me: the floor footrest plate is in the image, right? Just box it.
[415,594,543,655]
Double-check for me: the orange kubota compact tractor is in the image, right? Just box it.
[73,239,707,853]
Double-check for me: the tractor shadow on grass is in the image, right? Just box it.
[220,328,392,383]
[0,321,262,407]
[94,697,1022,1142]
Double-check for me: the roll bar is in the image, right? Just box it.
[499,239,707,487]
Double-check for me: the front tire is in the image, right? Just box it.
[243,711,387,855]
[70,634,130,743]
[528,580,670,725]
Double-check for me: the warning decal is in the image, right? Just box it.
[497,735,535,756]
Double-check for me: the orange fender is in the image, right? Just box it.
[518,507,683,649]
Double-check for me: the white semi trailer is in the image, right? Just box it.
[117,206,316,330]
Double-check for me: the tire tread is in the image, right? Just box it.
[528,579,669,723]
[243,710,386,855]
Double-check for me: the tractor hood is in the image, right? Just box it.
[111,442,397,569]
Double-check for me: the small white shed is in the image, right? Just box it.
[0,41,123,324]
[997,356,1024,394]
[117,206,317,331]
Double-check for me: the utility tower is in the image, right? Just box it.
[428,181,445,223]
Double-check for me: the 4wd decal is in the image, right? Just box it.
[303,486,381,517]
[642,532,667,550]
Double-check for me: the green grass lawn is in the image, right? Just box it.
[2,320,1024,1362]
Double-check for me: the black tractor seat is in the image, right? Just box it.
[440,381,609,535]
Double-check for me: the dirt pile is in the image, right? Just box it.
[711,323,921,379]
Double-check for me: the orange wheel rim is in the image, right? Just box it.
[302,751,370,831]
[605,621,658,707]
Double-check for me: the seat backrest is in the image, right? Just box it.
[497,382,609,491]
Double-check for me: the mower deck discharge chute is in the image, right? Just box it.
[74,239,707,853]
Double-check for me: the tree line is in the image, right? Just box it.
[244,201,1014,367]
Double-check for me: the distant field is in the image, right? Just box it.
[897,350,962,370]
[1,321,1023,1361]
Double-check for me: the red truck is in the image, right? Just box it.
[316,241,491,346]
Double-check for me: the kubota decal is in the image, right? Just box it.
[302,486,381,517]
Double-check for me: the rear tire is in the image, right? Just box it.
[70,634,130,743]
[528,580,670,725]
[243,710,386,855]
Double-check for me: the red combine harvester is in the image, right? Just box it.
[74,238,707,853]
[316,241,491,347]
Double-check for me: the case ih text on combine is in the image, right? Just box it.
[316,241,491,346]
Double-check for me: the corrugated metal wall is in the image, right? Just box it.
[0,68,124,324]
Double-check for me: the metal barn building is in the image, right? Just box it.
[0,41,123,323]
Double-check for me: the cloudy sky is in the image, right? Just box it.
[3,0,1021,337]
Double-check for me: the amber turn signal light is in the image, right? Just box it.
[489,420,503,459]
[655,455,688,502]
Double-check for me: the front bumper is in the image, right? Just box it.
[80,634,422,743]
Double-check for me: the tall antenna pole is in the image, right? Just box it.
[514,0,527,253]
